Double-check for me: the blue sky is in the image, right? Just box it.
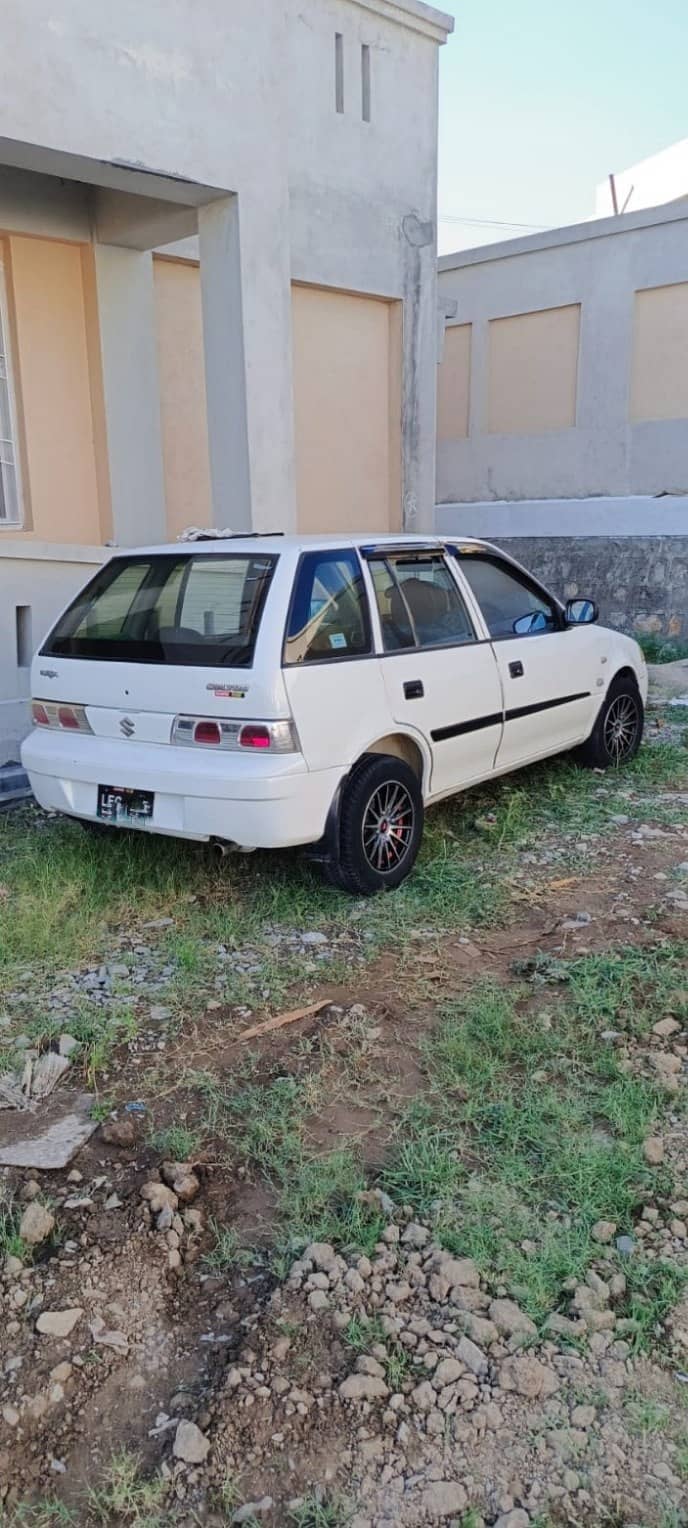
[437,0,688,253]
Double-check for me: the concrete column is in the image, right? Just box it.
[198,197,252,532]
[93,245,166,547]
[198,192,296,534]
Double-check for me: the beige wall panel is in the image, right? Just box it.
[437,323,471,441]
[153,257,212,540]
[292,285,399,534]
[8,235,101,542]
[631,282,688,422]
[488,304,580,436]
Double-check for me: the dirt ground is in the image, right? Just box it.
[1,714,687,1527]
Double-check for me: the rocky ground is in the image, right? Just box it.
[0,708,687,1526]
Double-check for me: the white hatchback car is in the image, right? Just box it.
[23,533,647,894]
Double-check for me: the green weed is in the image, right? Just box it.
[87,1450,168,1525]
[150,1123,201,1161]
[287,1495,352,1528]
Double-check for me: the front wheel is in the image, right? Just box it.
[326,754,424,895]
[576,676,644,768]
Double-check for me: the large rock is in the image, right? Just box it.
[421,1481,468,1519]
[36,1308,83,1338]
[456,1335,487,1376]
[643,1136,665,1165]
[498,1354,559,1399]
[19,1201,55,1246]
[140,1182,178,1215]
[428,1254,480,1301]
[173,1420,210,1463]
[489,1298,537,1338]
[339,1373,389,1402]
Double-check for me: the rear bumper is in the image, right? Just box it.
[21,729,343,849]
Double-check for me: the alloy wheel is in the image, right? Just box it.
[603,693,640,763]
[361,779,415,874]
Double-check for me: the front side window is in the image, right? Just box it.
[371,554,475,651]
[0,257,22,526]
[458,555,558,639]
[42,553,276,666]
[284,550,371,664]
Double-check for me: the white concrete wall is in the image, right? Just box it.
[437,202,688,506]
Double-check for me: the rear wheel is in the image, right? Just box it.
[326,754,424,895]
[576,675,644,768]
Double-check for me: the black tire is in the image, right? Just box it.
[327,754,424,895]
[575,674,644,769]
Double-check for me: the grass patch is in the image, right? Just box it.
[198,1073,383,1255]
[288,1495,352,1528]
[87,1450,168,1525]
[380,961,681,1332]
[0,1187,25,1263]
[149,1123,201,1161]
[0,1504,76,1527]
[638,633,688,664]
[203,1220,255,1273]
[342,1313,387,1352]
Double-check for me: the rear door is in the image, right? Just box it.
[454,549,600,770]
[365,549,504,798]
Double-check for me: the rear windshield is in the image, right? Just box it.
[42,553,277,667]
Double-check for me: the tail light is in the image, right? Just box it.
[172,715,299,753]
[31,700,92,734]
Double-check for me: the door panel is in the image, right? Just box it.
[380,646,503,797]
[454,549,602,770]
[490,629,600,769]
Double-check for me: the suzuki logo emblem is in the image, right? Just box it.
[120,716,135,738]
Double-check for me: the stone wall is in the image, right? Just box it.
[495,536,688,638]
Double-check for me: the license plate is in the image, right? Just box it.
[97,785,155,825]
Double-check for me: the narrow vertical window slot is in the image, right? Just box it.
[335,33,344,114]
[361,43,371,122]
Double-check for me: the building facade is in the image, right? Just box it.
[436,201,688,637]
[0,0,453,766]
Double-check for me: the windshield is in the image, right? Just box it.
[42,553,277,667]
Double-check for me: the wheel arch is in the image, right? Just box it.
[314,731,429,866]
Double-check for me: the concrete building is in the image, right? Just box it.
[0,0,453,767]
[596,138,688,218]
[436,200,688,637]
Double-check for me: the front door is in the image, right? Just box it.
[454,550,600,771]
[365,550,504,798]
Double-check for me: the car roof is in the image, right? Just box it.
[106,532,495,557]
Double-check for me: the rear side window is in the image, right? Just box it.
[371,554,476,651]
[284,550,371,664]
[42,554,276,667]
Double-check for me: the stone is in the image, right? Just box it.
[355,1356,386,1379]
[411,1380,437,1412]
[345,1268,365,1295]
[571,1404,596,1428]
[401,1222,429,1247]
[161,1162,200,1203]
[463,1313,499,1347]
[50,1363,73,1384]
[36,1309,83,1338]
[0,1094,98,1169]
[643,1136,665,1165]
[173,1420,210,1464]
[2,1406,19,1428]
[308,1289,329,1312]
[494,1513,530,1528]
[489,1299,537,1338]
[433,1357,463,1387]
[58,1034,79,1057]
[19,1201,55,1246]
[304,1241,338,1271]
[456,1335,487,1376]
[140,1182,178,1214]
[102,1118,136,1148]
[498,1355,559,1399]
[420,1481,467,1519]
[653,1018,681,1038]
[434,1255,480,1289]
[339,1373,389,1402]
[232,1501,274,1525]
[591,1219,616,1244]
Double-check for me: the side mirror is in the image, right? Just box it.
[513,610,548,635]
[565,598,598,626]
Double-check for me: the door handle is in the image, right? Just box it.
[404,679,424,700]
[509,660,524,679]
